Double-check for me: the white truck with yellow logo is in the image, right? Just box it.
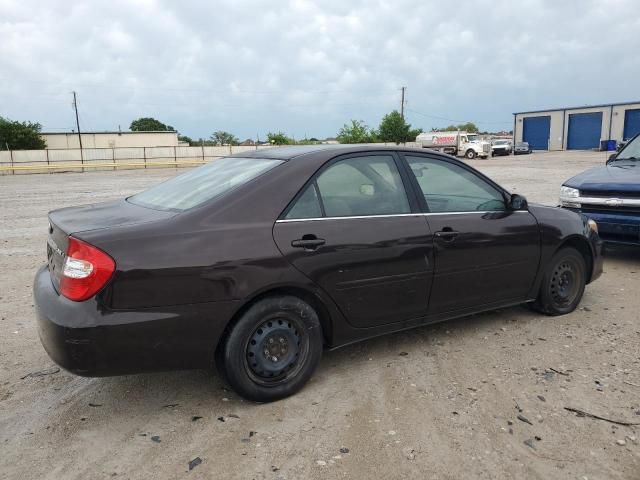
[415,131,491,159]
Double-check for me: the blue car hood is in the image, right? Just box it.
[564,162,640,193]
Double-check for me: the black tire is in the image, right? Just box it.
[530,248,586,316]
[465,149,477,159]
[220,296,323,402]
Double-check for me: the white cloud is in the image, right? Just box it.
[1,0,639,138]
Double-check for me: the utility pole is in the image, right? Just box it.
[72,91,84,162]
[400,86,406,120]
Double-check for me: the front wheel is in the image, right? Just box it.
[220,296,323,402]
[465,149,477,159]
[530,248,586,316]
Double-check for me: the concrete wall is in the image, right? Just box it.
[514,102,640,150]
[42,131,180,149]
[0,143,419,175]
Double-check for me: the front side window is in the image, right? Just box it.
[285,155,410,219]
[406,156,505,213]
[129,157,283,211]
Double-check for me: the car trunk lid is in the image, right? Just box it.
[46,199,176,292]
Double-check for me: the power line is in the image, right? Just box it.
[405,108,512,125]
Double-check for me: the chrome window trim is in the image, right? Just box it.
[275,210,529,223]
[560,195,640,207]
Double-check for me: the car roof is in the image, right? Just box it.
[233,144,430,161]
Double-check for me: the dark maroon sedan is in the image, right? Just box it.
[35,145,603,401]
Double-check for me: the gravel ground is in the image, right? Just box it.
[1,150,639,480]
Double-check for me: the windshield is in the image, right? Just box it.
[616,135,640,160]
[467,134,479,142]
[494,140,509,145]
[129,157,283,211]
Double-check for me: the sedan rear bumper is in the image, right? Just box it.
[34,266,238,376]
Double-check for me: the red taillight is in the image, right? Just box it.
[59,237,115,301]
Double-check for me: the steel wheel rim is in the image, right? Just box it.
[243,313,309,387]
[549,258,581,307]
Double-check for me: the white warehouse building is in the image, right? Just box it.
[513,101,640,151]
[41,131,181,149]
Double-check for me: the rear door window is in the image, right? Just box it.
[285,155,410,219]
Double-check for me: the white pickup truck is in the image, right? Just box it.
[415,131,491,159]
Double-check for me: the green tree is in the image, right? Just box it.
[336,120,375,144]
[0,116,46,150]
[129,117,175,131]
[211,130,239,146]
[178,134,193,144]
[432,122,479,133]
[267,132,293,145]
[378,110,415,144]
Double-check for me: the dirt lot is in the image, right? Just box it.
[1,150,639,480]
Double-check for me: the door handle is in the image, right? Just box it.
[434,228,459,241]
[291,235,326,250]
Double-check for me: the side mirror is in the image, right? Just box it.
[509,193,528,211]
[607,153,617,164]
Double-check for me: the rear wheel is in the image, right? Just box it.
[465,149,477,159]
[530,248,586,316]
[220,296,323,402]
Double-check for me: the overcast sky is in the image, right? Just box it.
[1,0,640,140]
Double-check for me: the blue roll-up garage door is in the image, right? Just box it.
[523,116,550,150]
[567,112,602,150]
[623,109,640,140]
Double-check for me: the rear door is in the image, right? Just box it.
[400,153,540,315]
[273,152,434,328]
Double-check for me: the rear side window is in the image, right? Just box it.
[285,155,410,219]
[129,157,283,211]
[406,156,505,212]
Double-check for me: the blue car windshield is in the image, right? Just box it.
[617,136,640,160]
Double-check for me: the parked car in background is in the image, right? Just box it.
[491,139,512,156]
[416,131,491,159]
[560,133,640,245]
[35,145,602,402]
[514,142,532,155]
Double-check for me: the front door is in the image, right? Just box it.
[401,153,540,315]
[273,153,434,328]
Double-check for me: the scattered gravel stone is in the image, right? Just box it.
[517,414,533,426]
[524,438,536,449]
[616,439,626,446]
[339,447,349,454]
[388,430,397,436]
[537,395,546,402]
[398,352,408,356]
[316,460,327,466]
[188,457,202,470]
[191,416,202,422]
[151,436,161,443]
